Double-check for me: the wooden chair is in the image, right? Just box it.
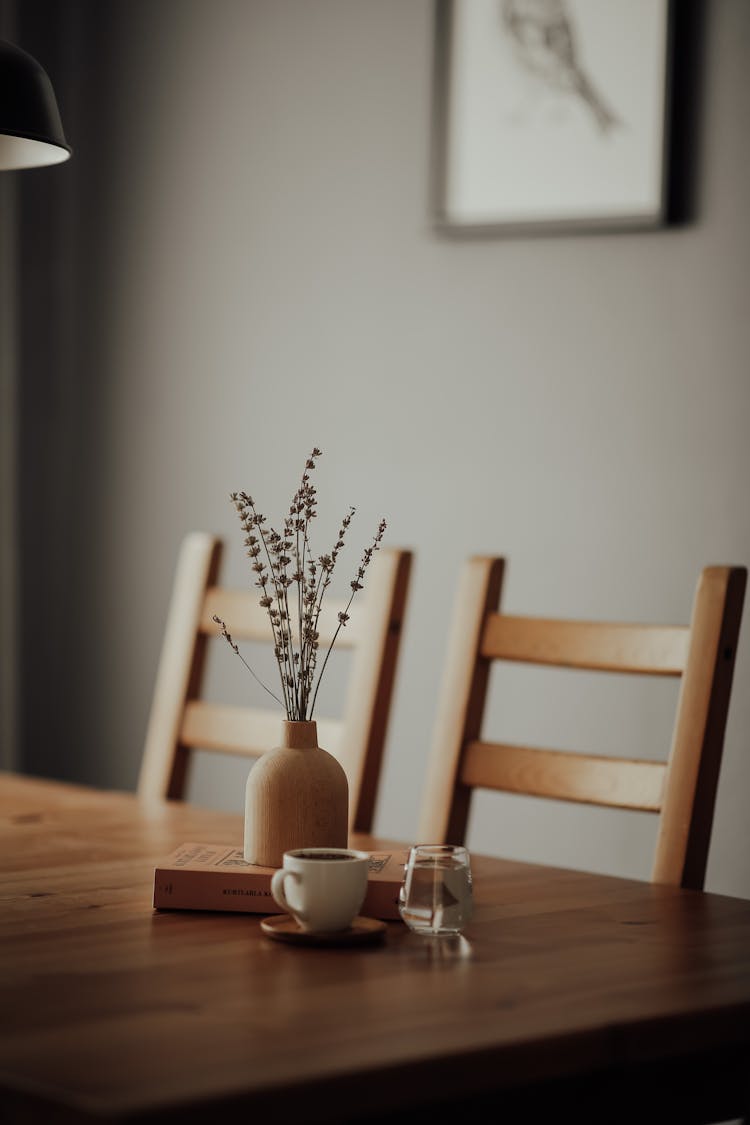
[138,533,412,832]
[419,558,746,889]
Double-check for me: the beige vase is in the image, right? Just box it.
[243,719,349,867]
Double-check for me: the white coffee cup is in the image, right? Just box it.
[270,847,370,933]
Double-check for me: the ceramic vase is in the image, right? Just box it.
[243,719,349,867]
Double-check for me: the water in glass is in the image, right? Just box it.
[399,845,473,936]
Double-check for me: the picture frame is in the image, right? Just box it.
[432,0,674,235]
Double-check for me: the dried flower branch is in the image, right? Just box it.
[216,448,386,721]
[212,615,283,708]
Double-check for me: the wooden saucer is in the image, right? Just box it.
[260,915,387,947]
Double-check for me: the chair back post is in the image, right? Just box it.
[418,556,505,843]
[138,534,223,801]
[652,566,746,889]
[340,548,412,833]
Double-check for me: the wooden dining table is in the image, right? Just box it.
[1,772,749,1124]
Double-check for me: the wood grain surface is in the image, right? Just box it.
[1,774,749,1123]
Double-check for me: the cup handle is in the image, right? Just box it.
[270,869,309,924]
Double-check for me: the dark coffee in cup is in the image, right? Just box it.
[294,851,356,861]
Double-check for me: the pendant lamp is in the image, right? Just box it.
[0,38,71,170]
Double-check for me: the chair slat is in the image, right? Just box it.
[460,741,667,812]
[200,588,362,648]
[180,701,342,759]
[481,615,689,675]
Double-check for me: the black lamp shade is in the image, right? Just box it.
[0,39,71,169]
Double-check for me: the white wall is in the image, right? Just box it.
[19,0,750,897]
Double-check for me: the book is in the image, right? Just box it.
[153,843,409,921]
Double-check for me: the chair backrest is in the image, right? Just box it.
[418,558,746,889]
[138,533,412,832]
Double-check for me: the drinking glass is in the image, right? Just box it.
[399,845,473,936]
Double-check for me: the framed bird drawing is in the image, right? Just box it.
[433,0,673,233]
